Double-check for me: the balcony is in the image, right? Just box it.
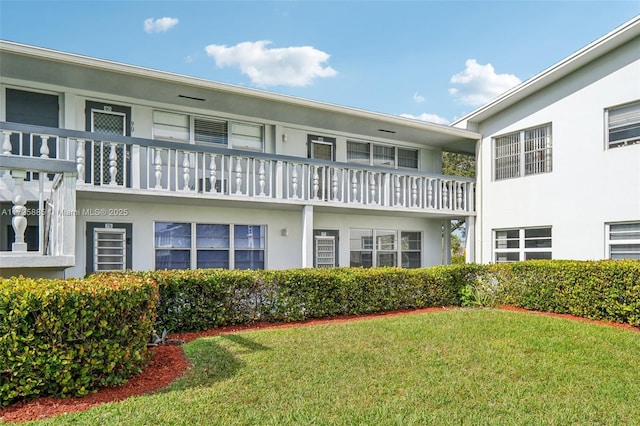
[0,153,76,271]
[0,122,475,216]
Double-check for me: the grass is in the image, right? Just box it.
[19,309,640,425]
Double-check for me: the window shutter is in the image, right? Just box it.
[195,118,228,145]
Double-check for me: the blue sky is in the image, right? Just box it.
[1,1,638,123]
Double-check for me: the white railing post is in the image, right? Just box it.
[291,164,299,198]
[75,140,85,183]
[258,160,266,196]
[209,154,218,193]
[182,150,191,191]
[154,149,163,189]
[235,157,243,195]
[11,170,28,252]
[39,135,50,158]
[108,143,118,185]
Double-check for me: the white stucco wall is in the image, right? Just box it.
[475,38,640,262]
[66,197,448,277]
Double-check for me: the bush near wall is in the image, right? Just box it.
[149,265,484,332]
[490,260,640,327]
[0,273,158,406]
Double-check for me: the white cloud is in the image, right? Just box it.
[204,40,337,87]
[413,92,425,104]
[401,113,450,125]
[144,17,179,34]
[449,59,521,106]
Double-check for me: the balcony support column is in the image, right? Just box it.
[465,215,476,263]
[11,170,28,252]
[443,219,451,265]
[301,205,313,268]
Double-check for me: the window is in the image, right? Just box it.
[494,124,552,180]
[607,101,640,148]
[494,227,552,263]
[607,222,640,259]
[347,141,418,169]
[152,110,264,150]
[350,229,421,268]
[153,111,189,142]
[195,117,227,145]
[155,222,265,270]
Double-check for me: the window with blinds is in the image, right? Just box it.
[607,101,640,148]
[195,117,228,145]
[346,141,418,169]
[494,227,552,263]
[494,124,552,180]
[607,222,640,259]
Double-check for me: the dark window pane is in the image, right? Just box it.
[402,252,421,268]
[197,250,229,269]
[350,251,372,268]
[234,225,265,249]
[525,251,552,260]
[234,250,264,270]
[196,224,230,248]
[155,250,190,270]
[525,228,552,238]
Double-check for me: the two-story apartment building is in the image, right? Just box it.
[0,41,479,278]
[455,15,640,263]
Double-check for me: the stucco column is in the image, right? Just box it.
[301,205,314,267]
[443,220,451,265]
[465,216,475,263]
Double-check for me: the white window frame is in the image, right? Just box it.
[152,110,265,151]
[606,221,640,259]
[605,100,640,149]
[154,222,266,270]
[346,140,419,170]
[494,226,552,263]
[350,228,421,268]
[493,123,552,180]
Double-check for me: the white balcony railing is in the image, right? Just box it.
[1,122,475,214]
[0,154,76,266]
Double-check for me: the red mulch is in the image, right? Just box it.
[1,306,637,423]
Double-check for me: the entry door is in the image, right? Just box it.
[85,101,131,186]
[308,136,335,200]
[313,229,339,267]
[86,222,132,274]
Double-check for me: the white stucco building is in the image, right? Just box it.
[0,41,478,278]
[454,15,640,263]
[2,15,639,278]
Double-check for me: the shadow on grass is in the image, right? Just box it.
[164,334,270,392]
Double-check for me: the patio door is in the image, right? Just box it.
[308,135,335,200]
[85,101,131,186]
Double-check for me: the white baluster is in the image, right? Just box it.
[313,167,319,199]
[11,170,28,252]
[411,178,418,207]
[258,160,266,196]
[369,173,376,204]
[456,183,463,210]
[154,149,163,189]
[351,172,358,202]
[331,169,338,200]
[291,165,298,198]
[394,175,401,206]
[427,179,433,208]
[235,157,243,195]
[442,181,449,209]
[1,131,11,156]
[209,154,217,193]
[182,151,191,191]
[39,135,50,158]
[108,143,118,185]
[76,140,85,183]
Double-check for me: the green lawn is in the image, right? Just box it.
[21,309,640,425]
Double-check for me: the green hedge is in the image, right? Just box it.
[489,260,640,327]
[0,273,158,406]
[148,265,483,332]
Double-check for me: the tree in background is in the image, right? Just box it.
[442,151,476,261]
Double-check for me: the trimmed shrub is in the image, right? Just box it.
[0,273,158,406]
[150,265,482,332]
[491,260,640,326]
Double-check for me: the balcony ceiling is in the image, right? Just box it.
[0,46,479,154]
